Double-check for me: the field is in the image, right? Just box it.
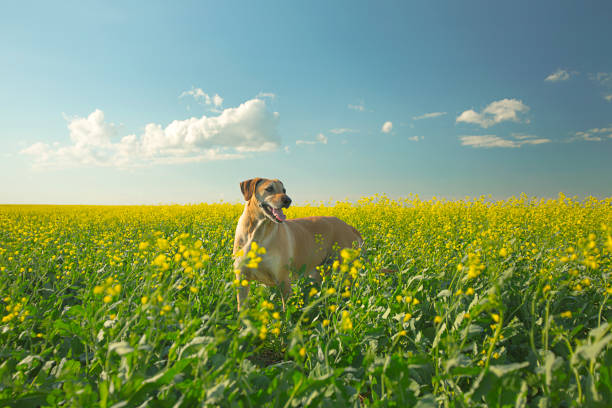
[1,194,611,407]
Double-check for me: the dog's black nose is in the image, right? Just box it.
[283,195,292,207]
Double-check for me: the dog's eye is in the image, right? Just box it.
[266,186,274,192]
[282,188,286,194]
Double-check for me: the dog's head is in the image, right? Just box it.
[240,178,292,223]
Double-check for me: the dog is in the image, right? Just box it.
[233,178,363,310]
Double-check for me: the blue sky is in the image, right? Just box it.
[1,1,611,204]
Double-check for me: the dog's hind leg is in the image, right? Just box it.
[279,280,292,311]
[237,282,250,311]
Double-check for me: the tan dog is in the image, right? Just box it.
[233,178,363,310]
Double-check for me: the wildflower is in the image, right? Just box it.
[138,242,149,250]
[93,285,104,295]
[241,280,249,287]
[465,287,475,296]
[103,295,112,303]
[434,315,443,324]
[322,319,330,327]
[329,305,337,312]
[190,286,198,293]
[299,347,306,358]
[395,295,403,302]
[340,310,353,331]
[561,311,572,318]
[326,288,336,295]
[141,296,148,304]
[308,287,318,297]
[499,248,508,257]
[271,327,280,336]
[491,313,500,323]
[543,284,551,293]
[398,330,407,336]
[412,298,420,305]
[403,313,412,322]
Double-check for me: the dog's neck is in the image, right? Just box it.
[239,199,278,244]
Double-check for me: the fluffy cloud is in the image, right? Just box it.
[407,135,424,142]
[348,103,365,112]
[180,87,223,107]
[296,133,328,146]
[545,69,570,82]
[412,112,447,120]
[456,99,530,128]
[568,126,612,142]
[460,134,550,148]
[589,72,612,87]
[605,94,612,102]
[329,128,357,135]
[381,121,393,133]
[256,92,276,99]
[21,98,280,168]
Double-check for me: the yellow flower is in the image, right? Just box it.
[396,295,403,302]
[329,305,337,312]
[190,286,198,293]
[299,347,306,357]
[499,248,508,257]
[308,287,318,297]
[103,295,112,303]
[434,315,443,324]
[141,296,148,304]
[110,313,117,320]
[543,284,551,293]
[322,319,330,327]
[271,327,280,336]
[241,280,249,287]
[403,313,412,322]
[326,288,336,295]
[398,330,407,336]
[491,313,500,323]
[93,285,104,295]
[162,305,171,312]
[561,311,572,318]
[412,298,420,305]
[138,242,149,250]
[465,287,475,296]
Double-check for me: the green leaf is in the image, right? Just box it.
[109,341,134,356]
[489,362,529,377]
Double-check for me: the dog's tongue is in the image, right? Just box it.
[272,207,286,221]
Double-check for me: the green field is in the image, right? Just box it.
[1,195,611,407]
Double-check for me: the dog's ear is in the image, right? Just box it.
[240,178,263,201]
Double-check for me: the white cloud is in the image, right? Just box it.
[329,128,357,135]
[456,98,530,128]
[545,69,570,82]
[381,121,393,133]
[21,98,280,168]
[412,112,447,120]
[604,94,612,102]
[296,133,328,146]
[568,126,612,142]
[348,103,365,112]
[460,134,550,148]
[256,92,276,99]
[589,72,612,87]
[407,135,424,142]
[180,87,223,107]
